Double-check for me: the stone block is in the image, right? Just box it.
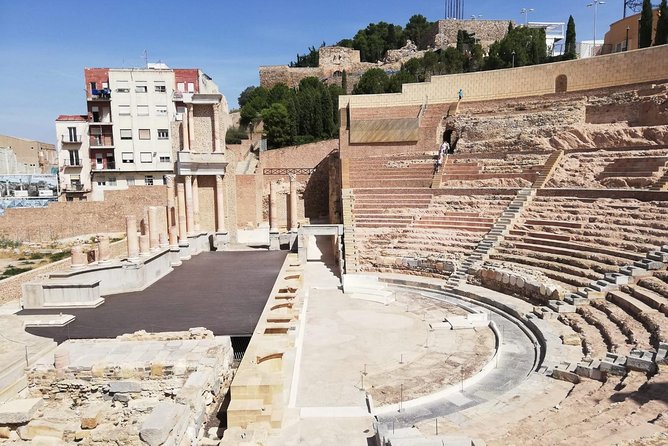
[80,405,104,430]
[108,380,142,394]
[560,333,581,346]
[626,350,656,373]
[140,402,188,446]
[0,398,44,425]
[18,420,64,440]
[0,426,9,438]
[30,436,66,446]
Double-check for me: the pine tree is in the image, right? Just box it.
[341,70,348,93]
[565,15,577,59]
[655,0,668,46]
[639,0,654,48]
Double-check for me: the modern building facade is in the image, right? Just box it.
[55,64,229,201]
[602,8,660,54]
[0,135,56,175]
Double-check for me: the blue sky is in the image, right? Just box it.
[0,0,625,143]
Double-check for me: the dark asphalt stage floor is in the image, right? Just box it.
[21,251,288,343]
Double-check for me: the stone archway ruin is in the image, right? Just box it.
[555,74,568,93]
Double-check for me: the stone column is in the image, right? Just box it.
[165,174,176,225]
[184,175,194,236]
[269,181,280,250]
[97,235,111,264]
[192,176,200,233]
[269,181,278,233]
[177,183,188,244]
[213,105,221,152]
[139,235,150,256]
[148,206,159,252]
[70,244,86,270]
[159,233,168,248]
[289,173,298,232]
[182,106,191,152]
[215,175,225,232]
[168,225,179,248]
[187,104,195,150]
[126,215,139,261]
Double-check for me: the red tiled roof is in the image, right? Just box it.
[56,115,88,122]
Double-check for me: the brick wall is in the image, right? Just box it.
[83,68,109,97]
[235,175,261,229]
[0,186,168,242]
[173,69,199,92]
[339,45,668,109]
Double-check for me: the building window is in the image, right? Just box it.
[177,82,185,92]
[159,155,171,163]
[187,82,195,93]
[155,82,166,92]
[140,152,152,163]
[119,105,131,116]
[97,179,106,186]
[116,80,130,93]
[157,129,169,139]
[120,129,132,140]
[121,152,134,163]
[135,83,148,93]
[156,105,168,116]
[127,177,135,186]
[138,129,151,140]
[145,175,154,186]
[137,105,149,116]
[107,177,117,186]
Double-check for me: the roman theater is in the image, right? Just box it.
[0,45,667,446]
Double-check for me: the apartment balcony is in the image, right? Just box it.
[63,184,87,193]
[89,136,114,148]
[62,159,83,168]
[88,88,112,101]
[61,135,82,144]
[91,161,117,171]
[177,151,228,176]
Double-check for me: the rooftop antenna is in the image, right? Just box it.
[143,49,148,67]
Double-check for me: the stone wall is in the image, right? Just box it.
[0,239,126,307]
[259,139,338,223]
[0,186,168,242]
[339,45,668,109]
[13,331,234,446]
[435,19,511,50]
[235,175,262,229]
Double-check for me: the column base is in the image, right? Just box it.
[169,247,183,267]
[269,231,280,251]
[214,232,229,250]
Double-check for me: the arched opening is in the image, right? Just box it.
[555,74,568,93]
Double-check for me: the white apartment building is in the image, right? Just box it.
[56,64,228,201]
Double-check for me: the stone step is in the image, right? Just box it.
[633,259,665,270]
[648,251,668,262]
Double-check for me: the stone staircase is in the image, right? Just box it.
[341,189,358,273]
[532,150,564,189]
[650,169,668,190]
[444,188,536,290]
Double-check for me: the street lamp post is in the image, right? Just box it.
[520,8,534,26]
[512,50,516,68]
[588,1,606,54]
